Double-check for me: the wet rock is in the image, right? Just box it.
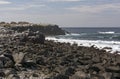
[103,47,112,50]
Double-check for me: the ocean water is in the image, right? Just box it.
[46,27,120,53]
[62,27,120,41]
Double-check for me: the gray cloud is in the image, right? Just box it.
[0,4,46,11]
[67,3,120,13]
[48,0,82,2]
[0,0,11,4]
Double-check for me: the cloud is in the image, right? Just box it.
[0,4,45,11]
[0,0,11,4]
[28,4,45,7]
[49,0,82,2]
[67,3,120,13]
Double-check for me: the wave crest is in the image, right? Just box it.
[98,31,115,34]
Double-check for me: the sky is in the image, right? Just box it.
[0,0,120,27]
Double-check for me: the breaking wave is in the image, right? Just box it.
[98,31,115,34]
[46,36,120,54]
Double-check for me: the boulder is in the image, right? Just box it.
[89,65,101,73]
[101,72,113,79]
[90,74,105,79]
[0,56,14,68]
[113,73,120,78]
[65,67,75,76]
[36,57,46,65]
[12,52,25,66]
[4,52,15,64]
[70,71,89,79]
[22,59,36,68]
[105,66,120,73]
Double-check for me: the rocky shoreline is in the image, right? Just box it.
[0,27,120,79]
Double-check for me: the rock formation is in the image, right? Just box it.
[10,24,66,35]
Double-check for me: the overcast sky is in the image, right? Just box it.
[0,0,120,27]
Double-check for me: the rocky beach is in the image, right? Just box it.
[0,24,120,79]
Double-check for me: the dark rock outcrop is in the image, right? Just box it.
[10,25,65,35]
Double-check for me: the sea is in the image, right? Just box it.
[46,27,120,53]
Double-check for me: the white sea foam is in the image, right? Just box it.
[98,31,115,34]
[70,33,81,36]
[65,33,80,36]
[46,37,120,54]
